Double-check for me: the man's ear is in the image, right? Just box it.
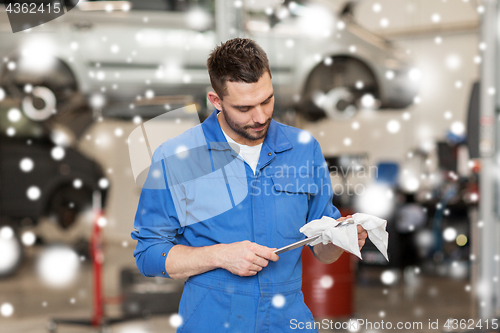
[207,91,222,111]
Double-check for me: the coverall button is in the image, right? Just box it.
[162,252,166,257]
[162,271,166,275]
[268,152,272,156]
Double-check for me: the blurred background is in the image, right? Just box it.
[0,0,499,332]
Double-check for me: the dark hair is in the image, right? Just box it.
[207,38,272,99]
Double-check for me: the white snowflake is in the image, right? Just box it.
[7,108,21,123]
[0,303,14,317]
[272,294,286,308]
[26,186,41,201]
[6,127,15,137]
[73,179,83,189]
[19,158,34,172]
[169,313,183,328]
[386,120,400,134]
[431,13,441,23]
[51,146,65,161]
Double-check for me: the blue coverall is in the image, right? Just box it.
[132,109,341,332]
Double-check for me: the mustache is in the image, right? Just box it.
[245,118,271,129]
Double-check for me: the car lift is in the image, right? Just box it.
[47,191,137,333]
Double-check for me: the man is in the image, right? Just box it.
[132,38,367,332]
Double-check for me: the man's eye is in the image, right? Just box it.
[262,99,271,105]
[238,107,251,112]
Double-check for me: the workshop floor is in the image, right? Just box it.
[0,246,474,333]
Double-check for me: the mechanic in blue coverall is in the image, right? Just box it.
[132,38,368,332]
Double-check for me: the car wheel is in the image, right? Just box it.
[22,85,57,121]
[318,86,358,120]
[298,56,379,121]
[0,58,86,125]
[0,226,24,278]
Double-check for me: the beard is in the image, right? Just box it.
[221,104,272,142]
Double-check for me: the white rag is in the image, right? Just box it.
[299,213,389,261]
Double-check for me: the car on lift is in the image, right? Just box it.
[0,0,418,124]
[0,101,108,277]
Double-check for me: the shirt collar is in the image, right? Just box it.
[201,109,293,153]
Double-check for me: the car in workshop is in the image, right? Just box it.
[0,0,419,123]
[0,101,108,277]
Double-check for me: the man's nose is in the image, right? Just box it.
[252,105,267,124]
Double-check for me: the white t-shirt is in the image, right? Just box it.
[218,113,262,174]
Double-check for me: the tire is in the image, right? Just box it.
[298,56,379,121]
[0,58,91,136]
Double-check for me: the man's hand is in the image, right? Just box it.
[357,224,368,250]
[214,241,279,277]
[313,215,368,264]
[339,215,368,250]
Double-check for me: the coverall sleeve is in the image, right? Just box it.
[306,139,341,222]
[305,139,341,255]
[131,148,182,279]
